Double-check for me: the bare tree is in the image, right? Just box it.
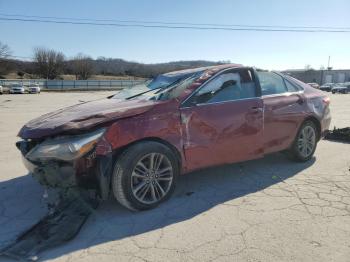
[0,41,11,59]
[33,47,65,79]
[0,42,12,76]
[304,64,313,70]
[72,53,94,80]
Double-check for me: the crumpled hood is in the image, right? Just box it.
[18,98,160,139]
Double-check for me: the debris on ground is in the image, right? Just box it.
[325,127,350,142]
[0,189,98,261]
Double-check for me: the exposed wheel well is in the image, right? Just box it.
[112,137,182,170]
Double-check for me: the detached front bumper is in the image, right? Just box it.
[16,133,113,199]
[16,141,101,190]
[22,156,77,188]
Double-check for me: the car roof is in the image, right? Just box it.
[163,64,244,77]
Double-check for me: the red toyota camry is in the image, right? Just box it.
[17,64,331,210]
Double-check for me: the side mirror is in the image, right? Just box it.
[188,96,199,106]
[183,96,198,107]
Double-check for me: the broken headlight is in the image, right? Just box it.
[26,128,105,161]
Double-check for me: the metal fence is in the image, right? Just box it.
[0,79,146,90]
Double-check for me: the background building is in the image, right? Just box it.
[282,69,350,85]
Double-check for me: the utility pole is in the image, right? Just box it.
[327,56,332,70]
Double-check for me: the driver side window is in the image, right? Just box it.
[191,69,257,105]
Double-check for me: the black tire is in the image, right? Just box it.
[112,141,179,211]
[287,121,318,162]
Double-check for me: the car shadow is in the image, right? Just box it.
[0,152,316,261]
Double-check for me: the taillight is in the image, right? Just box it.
[323,97,330,105]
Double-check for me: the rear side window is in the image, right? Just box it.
[257,72,287,96]
[284,80,300,92]
[190,69,257,105]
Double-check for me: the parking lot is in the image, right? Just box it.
[0,92,349,262]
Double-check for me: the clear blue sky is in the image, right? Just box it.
[0,0,349,70]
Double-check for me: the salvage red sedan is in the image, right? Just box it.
[17,64,331,211]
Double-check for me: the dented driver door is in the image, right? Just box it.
[180,68,264,172]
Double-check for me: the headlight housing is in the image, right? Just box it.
[26,128,105,161]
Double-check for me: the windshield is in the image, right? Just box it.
[112,70,204,100]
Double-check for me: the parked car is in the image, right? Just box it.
[16,65,331,211]
[10,84,25,94]
[331,83,350,94]
[0,85,3,95]
[28,84,41,94]
[307,82,320,89]
[320,83,335,92]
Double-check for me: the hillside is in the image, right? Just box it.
[0,58,228,79]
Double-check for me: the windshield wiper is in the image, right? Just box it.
[125,86,163,100]
[126,78,186,100]
[153,78,184,95]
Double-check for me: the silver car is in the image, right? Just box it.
[10,84,25,94]
[28,84,41,94]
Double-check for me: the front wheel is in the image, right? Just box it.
[112,141,179,211]
[287,121,318,162]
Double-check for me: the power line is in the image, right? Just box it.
[1,12,349,30]
[1,17,350,33]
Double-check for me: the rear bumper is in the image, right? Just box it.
[320,108,331,139]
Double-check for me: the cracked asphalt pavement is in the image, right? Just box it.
[0,92,349,262]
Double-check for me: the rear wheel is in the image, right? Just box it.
[112,141,179,211]
[287,121,318,162]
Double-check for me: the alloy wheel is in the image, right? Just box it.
[297,125,316,158]
[131,153,173,204]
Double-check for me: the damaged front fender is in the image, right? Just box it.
[96,154,113,200]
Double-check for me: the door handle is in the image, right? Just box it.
[250,107,263,113]
[296,95,304,104]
